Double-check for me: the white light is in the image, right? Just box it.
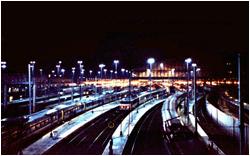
[113,60,119,64]
[56,65,60,68]
[192,63,197,67]
[110,70,113,73]
[30,61,36,64]
[196,68,201,72]
[72,67,75,70]
[1,61,6,65]
[99,64,105,68]
[89,70,93,73]
[147,58,155,64]
[125,70,128,72]
[81,69,85,74]
[58,61,62,64]
[52,70,55,73]
[160,63,164,69]
[77,60,83,64]
[61,69,65,73]
[98,71,101,74]
[104,69,107,72]
[39,69,43,72]
[1,64,7,69]
[121,68,125,72]
[185,58,192,64]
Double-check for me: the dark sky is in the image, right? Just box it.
[1,1,249,77]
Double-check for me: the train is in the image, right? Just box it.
[4,86,95,118]
[1,89,128,154]
[119,88,167,110]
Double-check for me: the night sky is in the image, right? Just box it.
[1,1,249,77]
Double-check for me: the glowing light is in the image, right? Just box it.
[99,64,105,68]
[160,63,164,69]
[185,58,192,64]
[113,60,119,64]
[147,58,155,64]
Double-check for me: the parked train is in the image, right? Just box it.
[4,86,95,118]
[119,88,167,110]
[1,89,128,154]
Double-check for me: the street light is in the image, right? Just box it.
[56,65,61,75]
[104,69,107,79]
[78,61,83,102]
[160,63,164,77]
[89,70,93,80]
[192,63,197,134]
[113,60,119,79]
[147,58,155,95]
[71,67,75,103]
[121,68,125,79]
[99,64,105,79]
[1,61,7,69]
[185,58,192,118]
[39,69,43,95]
[61,68,65,76]
[28,61,36,114]
[125,70,128,78]
[171,68,175,77]
[110,70,113,79]
[1,61,7,111]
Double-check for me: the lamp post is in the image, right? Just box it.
[185,58,192,117]
[39,69,43,96]
[113,60,119,79]
[56,64,60,76]
[192,63,197,134]
[104,69,107,79]
[99,64,105,79]
[71,67,75,103]
[1,61,7,112]
[125,70,128,78]
[99,64,105,94]
[110,70,113,79]
[77,61,83,102]
[160,63,164,77]
[121,68,125,79]
[98,71,101,80]
[28,61,35,114]
[89,70,93,80]
[147,58,155,97]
